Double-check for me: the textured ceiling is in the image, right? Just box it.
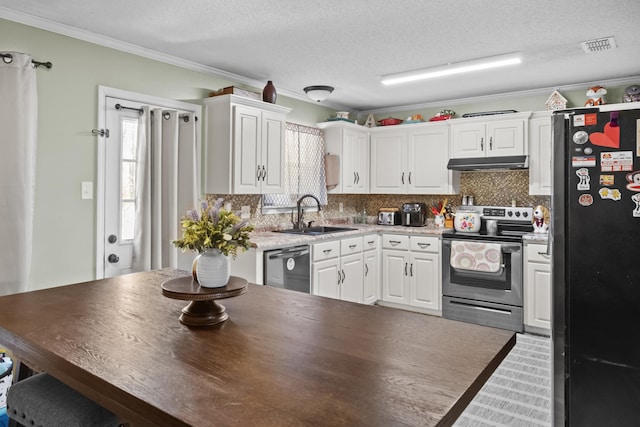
[1,0,639,112]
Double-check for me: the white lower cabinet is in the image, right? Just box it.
[524,242,552,334]
[312,237,365,303]
[362,235,379,304]
[381,234,441,313]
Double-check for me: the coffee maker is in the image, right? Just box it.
[401,202,428,226]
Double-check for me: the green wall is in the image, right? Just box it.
[0,18,333,290]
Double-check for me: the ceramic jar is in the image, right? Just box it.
[192,249,230,288]
[262,81,277,104]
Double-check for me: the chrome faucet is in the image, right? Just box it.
[295,194,321,229]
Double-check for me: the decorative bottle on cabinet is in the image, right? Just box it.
[263,81,277,104]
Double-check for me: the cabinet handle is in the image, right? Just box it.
[489,137,493,150]
[256,165,261,180]
[349,244,357,249]
[389,240,401,246]
[367,240,375,245]
[405,263,408,276]
[417,242,431,248]
[323,249,333,254]
[537,251,551,259]
[356,172,360,184]
[401,172,405,184]
[261,165,266,180]
[480,137,484,151]
[410,263,413,277]
[341,269,346,284]
[337,270,341,285]
[365,263,369,277]
[408,172,411,184]
[354,171,357,184]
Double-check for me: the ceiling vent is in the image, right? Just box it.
[581,37,617,53]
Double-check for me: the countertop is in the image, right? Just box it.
[0,269,515,426]
[249,224,448,249]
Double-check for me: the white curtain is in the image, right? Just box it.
[0,52,37,296]
[132,107,198,272]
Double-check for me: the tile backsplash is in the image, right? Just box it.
[207,170,551,229]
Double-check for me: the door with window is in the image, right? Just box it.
[103,97,144,278]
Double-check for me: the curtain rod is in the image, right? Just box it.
[0,52,53,69]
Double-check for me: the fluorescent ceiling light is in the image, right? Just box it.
[380,53,522,86]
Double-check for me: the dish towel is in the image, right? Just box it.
[450,241,502,273]
[324,153,340,190]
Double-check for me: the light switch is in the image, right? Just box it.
[81,181,93,200]
[241,205,251,219]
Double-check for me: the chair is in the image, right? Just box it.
[6,373,121,427]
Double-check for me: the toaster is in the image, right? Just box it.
[401,202,428,226]
[378,209,401,225]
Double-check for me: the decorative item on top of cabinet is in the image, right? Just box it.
[203,95,291,194]
[545,89,568,111]
[262,81,277,104]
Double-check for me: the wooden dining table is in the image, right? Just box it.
[0,269,515,426]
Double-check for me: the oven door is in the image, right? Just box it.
[441,239,523,307]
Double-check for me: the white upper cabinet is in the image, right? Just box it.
[449,113,530,159]
[320,121,370,194]
[529,112,553,195]
[370,122,459,194]
[204,95,290,194]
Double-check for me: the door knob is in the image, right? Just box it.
[107,234,117,244]
[108,254,119,263]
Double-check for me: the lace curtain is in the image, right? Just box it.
[263,123,327,208]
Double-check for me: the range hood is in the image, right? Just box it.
[447,155,528,171]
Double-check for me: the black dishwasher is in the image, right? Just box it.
[263,245,311,293]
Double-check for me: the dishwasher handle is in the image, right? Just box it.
[267,246,310,259]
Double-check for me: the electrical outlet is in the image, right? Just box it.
[241,205,251,219]
[339,202,344,212]
[81,181,93,200]
[224,202,232,211]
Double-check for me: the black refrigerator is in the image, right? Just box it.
[552,102,640,426]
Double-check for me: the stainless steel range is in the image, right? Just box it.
[441,205,534,332]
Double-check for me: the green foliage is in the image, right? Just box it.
[172,198,254,258]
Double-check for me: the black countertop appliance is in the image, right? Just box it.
[401,202,427,226]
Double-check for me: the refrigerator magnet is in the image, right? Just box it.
[632,194,640,217]
[578,194,594,206]
[600,175,615,186]
[625,171,640,192]
[598,188,621,201]
[576,168,591,190]
[601,151,633,172]
[572,156,596,167]
[573,131,589,144]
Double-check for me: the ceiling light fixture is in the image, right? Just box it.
[380,53,522,86]
[303,85,334,102]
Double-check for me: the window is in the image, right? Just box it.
[120,117,139,240]
[262,123,327,210]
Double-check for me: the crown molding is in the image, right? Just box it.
[0,7,352,110]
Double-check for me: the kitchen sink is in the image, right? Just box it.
[275,226,356,235]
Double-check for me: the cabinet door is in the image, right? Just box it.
[525,250,552,333]
[313,258,340,299]
[363,249,378,304]
[450,123,485,158]
[407,125,457,194]
[340,253,364,303]
[370,131,406,194]
[261,110,285,193]
[486,119,525,157]
[233,105,261,193]
[381,249,409,304]
[409,252,440,311]
[529,116,552,195]
[353,130,370,193]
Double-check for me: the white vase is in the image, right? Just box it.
[192,249,230,288]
